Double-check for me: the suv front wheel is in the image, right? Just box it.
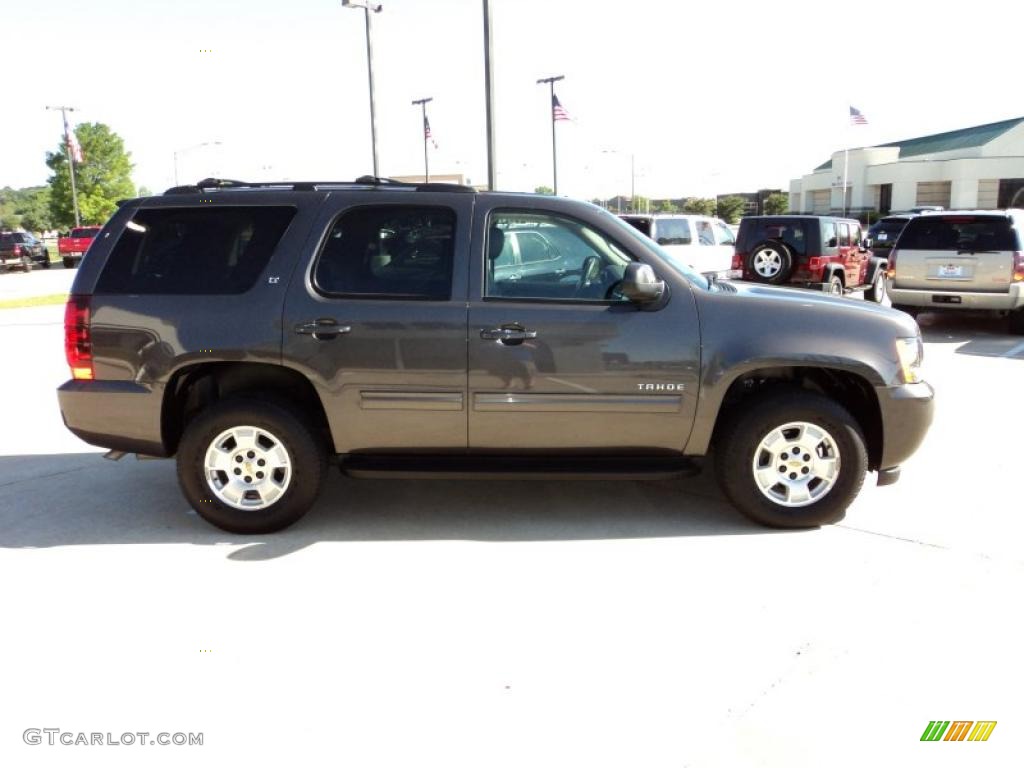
[748,241,793,284]
[177,397,327,533]
[715,390,867,528]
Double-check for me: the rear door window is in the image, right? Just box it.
[314,205,455,300]
[96,206,296,294]
[696,220,715,246]
[839,223,851,246]
[897,216,1019,251]
[654,218,691,245]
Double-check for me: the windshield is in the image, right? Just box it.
[598,208,710,290]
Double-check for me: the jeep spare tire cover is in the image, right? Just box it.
[748,241,793,284]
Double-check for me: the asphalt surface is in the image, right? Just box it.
[0,272,1021,767]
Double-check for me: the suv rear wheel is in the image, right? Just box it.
[177,397,327,533]
[748,241,793,284]
[714,390,867,528]
[1009,308,1024,336]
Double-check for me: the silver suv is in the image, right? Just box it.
[886,210,1024,333]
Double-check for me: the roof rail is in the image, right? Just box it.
[163,176,475,195]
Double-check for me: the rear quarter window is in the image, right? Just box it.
[95,206,296,295]
[896,216,1019,251]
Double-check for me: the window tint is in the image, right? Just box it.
[71,227,100,238]
[654,219,691,245]
[696,220,715,246]
[897,216,1019,251]
[315,206,454,300]
[622,217,652,237]
[96,206,295,295]
[714,221,735,246]
[751,220,807,256]
[821,221,838,250]
[516,231,558,264]
[487,211,633,302]
[1,233,24,244]
[839,223,851,246]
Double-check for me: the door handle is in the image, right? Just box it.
[480,326,538,344]
[294,318,351,340]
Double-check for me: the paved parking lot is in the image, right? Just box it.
[1,284,1022,766]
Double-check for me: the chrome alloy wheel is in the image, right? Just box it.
[751,421,841,507]
[203,426,292,510]
[753,248,783,278]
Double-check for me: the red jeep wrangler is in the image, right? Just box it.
[732,215,887,302]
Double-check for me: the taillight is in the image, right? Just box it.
[732,251,744,271]
[886,249,898,279]
[12,244,22,256]
[64,294,94,381]
[1013,251,1024,282]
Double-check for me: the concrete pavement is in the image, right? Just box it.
[0,303,1021,767]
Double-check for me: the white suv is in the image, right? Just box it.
[620,214,740,279]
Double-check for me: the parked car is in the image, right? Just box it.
[57,177,933,534]
[619,213,740,280]
[867,214,918,255]
[0,231,50,272]
[58,226,102,268]
[886,210,1024,333]
[733,215,888,301]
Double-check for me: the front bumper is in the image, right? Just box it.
[57,379,169,456]
[886,281,1023,310]
[875,381,935,471]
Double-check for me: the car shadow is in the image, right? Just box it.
[0,452,775,560]
[917,311,1024,358]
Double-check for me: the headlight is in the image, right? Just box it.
[895,336,924,384]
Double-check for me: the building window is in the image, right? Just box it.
[810,190,829,214]
[916,181,952,208]
[997,179,1024,208]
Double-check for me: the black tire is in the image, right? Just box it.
[864,269,885,303]
[747,241,793,284]
[892,303,919,318]
[42,257,51,269]
[176,397,327,534]
[714,389,868,528]
[22,258,32,273]
[62,257,74,269]
[826,275,843,296]
[1009,308,1024,336]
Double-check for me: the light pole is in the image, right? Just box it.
[412,97,434,183]
[46,105,81,227]
[342,0,383,178]
[536,75,565,195]
[482,0,497,191]
[173,141,222,186]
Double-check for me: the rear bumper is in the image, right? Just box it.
[875,381,935,471]
[886,281,1023,310]
[57,379,169,456]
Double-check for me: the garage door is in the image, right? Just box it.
[916,181,951,208]
[809,190,830,214]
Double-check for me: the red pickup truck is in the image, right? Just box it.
[59,226,102,268]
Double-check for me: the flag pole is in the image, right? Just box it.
[412,97,433,183]
[842,145,849,218]
[47,105,81,227]
[537,75,564,195]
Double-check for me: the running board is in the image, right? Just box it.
[339,454,701,480]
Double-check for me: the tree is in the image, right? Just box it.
[0,211,21,230]
[138,185,153,198]
[534,185,554,195]
[716,195,748,224]
[46,122,135,228]
[764,192,788,215]
[630,196,650,213]
[681,197,717,216]
[15,187,53,233]
[653,199,679,213]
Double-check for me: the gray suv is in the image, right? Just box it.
[58,178,934,533]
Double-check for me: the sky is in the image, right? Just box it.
[2,0,1022,200]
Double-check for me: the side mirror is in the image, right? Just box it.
[860,237,872,251]
[620,262,665,303]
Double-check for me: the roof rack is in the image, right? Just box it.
[163,177,475,195]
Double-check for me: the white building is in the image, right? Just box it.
[789,116,1024,216]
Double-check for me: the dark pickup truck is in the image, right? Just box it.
[58,178,934,534]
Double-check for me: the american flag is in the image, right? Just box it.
[552,93,570,122]
[424,115,437,148]
[64,113,84,163]
[849,106,868,125]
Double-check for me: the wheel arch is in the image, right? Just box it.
[161,362,332,456]
[697,365,884,471]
